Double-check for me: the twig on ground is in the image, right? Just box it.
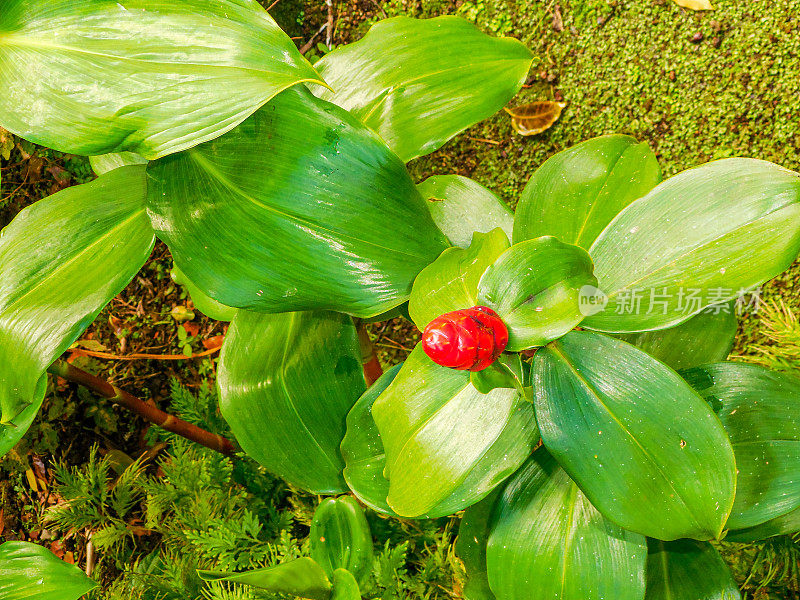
[300,23,328,54]
[48,360,237,456]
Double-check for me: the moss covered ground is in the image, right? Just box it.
[1,0,799,597]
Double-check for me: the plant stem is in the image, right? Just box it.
[47,360,237,456]
[356,322,384,386]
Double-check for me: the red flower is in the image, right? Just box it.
[421,306,509,371]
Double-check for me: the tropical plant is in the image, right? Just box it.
[2,1,800,599]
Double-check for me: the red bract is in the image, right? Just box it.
[421,306,509,371]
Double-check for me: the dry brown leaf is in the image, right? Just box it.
[505,101,567,136]
[673,0,713,10]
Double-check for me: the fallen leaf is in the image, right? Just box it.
[25,468,39,493]
[505,101,567,136]
[70,339,108,352]
[673,0,713,10]
[182,321,200,337]
[64,551,75,564]
[202,335,225,351]
[50,540,65,559]
[170,305,195,323]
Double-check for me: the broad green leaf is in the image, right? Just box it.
[645,539,740,600]
[218,310,366,494]
[409,229,510,329]
[0,0,322,159]
[89,152,148,176]
[372,345,538,517]
[534,331,736,541]
[457,491,499,600]
[311,496,374,587]
[171,266,237,322]
[682,362,800,531]
[331,569,361,600]
[199,557,331,600]
[585,158,800,332]
[513,135,661,249]
[341,364,402,515]
[486,450,647,600]
[477,237,598,350]
[148,87,448,318]
[725,505,800,542]
[615,303,736,371]
[313,16,533,162]
[417,175,514,248]
[0,165,155,425]
[0,541,97,600]
[0,386,44,458]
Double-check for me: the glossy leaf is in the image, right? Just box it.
[0,0,321,159]
[218,310,366,494]
[0,541,97,600]
[725,505,800,542]
[409,229,510,330]
[0,389,44,459]
[372,345,538,518]
[477,237,598,350]
[585,158,800,332]
[682,362,800,530]
[470,353,530,399]
[417,175,514,248]
[615,303,736,371]
[171,266,237,322]
[456,490,499,600]
[310,496,374,586]
[148,87,448,318]
[513,135,661,249]
[199,557,331,600]
[645,539,740,600]
[340,364,402,515]
[89,152,148,176]
[534,331,736,541]
[313,16,533,162]
[505,101,566,136]
[331,569,361,600]
[486,450,647,600]
[0,165,155,425]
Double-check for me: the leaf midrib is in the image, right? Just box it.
[0,209,148,318]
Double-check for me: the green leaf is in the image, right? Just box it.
[0,0,322,159]
[331,569,361,600]
[456,490,499,600]
[171,266,237,322]
[148,87,448,318]
[470,353,531,401]
[476,237,598,350]
[0,541,97,600]
[417,175,514,248]
[218,310,366,494]
[311,496,374,587]
[682,362,800,531]
[0,386,45,459]
[534,331,736,541]
[725,505,800,542]
[513,135,661,249]
[584,158,800,332]
[199,557,331,600]
[409,228,510,330]
[89,152,148,176]
[372,345,538,517]
[645,539,740,600]
[486,449,647,600]
[615,303,737,371]
[341,364,402,515]
[0,165,155,425]
[313,16,533,162]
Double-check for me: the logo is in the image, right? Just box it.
[579,285,608,316]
